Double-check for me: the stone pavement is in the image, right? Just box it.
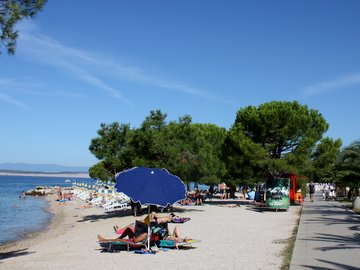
[290,192,360,269]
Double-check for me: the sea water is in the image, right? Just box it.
[0,175,94,245]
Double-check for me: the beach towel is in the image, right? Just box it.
[171,217,191,223]
[159,239,201,249]
[115,220,146,236]
[116,227,134,235]
[159,239,176,247]
[134,249,155,255]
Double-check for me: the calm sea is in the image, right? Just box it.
[0,175,94,245]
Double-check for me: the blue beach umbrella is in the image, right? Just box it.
[115,167,186,207]
[115,167,186,248]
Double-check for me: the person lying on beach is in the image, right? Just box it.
[150,212,191,224]
[149,213,191,243]
[150,212,179,224]
[101,224,189,245]
[111,213,174,236]
[163,225,189,243]
[98,220,148,243]
[180,197,193,205]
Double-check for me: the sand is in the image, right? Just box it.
[0,195,300,270]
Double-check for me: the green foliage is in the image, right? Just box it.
[0,0,47,55]
[88,102,338,191]
[223,125,267,184]
[88,161,113,182]
[225,101,329,181]
[156,116,199,182]
[310,137,342,182]
[89,122,133,179]
[88,110,227,186]
[127,110,167,167]
[193,123,227,185]
[160,121,227,185]
[335,139,360,196]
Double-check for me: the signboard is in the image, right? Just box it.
[265,178,290,209]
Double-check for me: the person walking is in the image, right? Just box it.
[309,181,315,202]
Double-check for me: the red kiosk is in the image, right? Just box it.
[281,173,304,204]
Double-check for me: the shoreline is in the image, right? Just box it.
[0,195,300,269]
[0,194,63,252]
[0,172,90,178]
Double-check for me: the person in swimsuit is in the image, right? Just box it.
[98,220,148,243]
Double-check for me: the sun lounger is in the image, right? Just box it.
[158,239,200,249]
[99,239,146,252]
[98,233,160,252]
[103,200,128,211]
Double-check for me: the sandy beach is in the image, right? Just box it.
[0,195,300,270]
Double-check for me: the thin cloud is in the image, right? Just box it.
[0,76,84,98]
[0,78,13,86]
[0,92,29,109]
[54,58,131,104]
[17,21,231,105]
[0,77,44,90]
[302,73,360,97]
[0,77,33,109]
[17,29,130,104]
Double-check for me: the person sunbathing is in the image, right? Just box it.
[113,224,134,234]
[98,221,148,243]
[180,197,193,205]
[164,225,189,243]
[149,213,190,242]
[150,212,178,224]
[150,212,191,224]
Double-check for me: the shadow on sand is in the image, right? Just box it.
[0,248,35,261]
[300,258,360,270]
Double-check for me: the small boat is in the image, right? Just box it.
[65,179,71,183]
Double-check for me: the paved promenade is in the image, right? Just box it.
[290,192,360,269]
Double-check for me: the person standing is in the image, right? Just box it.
[309,181,315,202]
[329,183,335,200]
[218,182,226,199]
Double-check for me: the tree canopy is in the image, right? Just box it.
[89,122,133,179]
[88,110,227,186]
[335,139,360,196]
[88,102,345,190]
[310,137,342,182]
[224,101,329,180]
[0,0,47,55]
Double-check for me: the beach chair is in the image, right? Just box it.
[105,220,166,253]
[104,200,128,211]
[158,239,201,249]
[88,196,103,205]
[99,236,159,253]
[99,239,147,252]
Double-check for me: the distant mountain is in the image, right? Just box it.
[0,163,89,173]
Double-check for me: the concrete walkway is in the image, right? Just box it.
[290,192,360,269]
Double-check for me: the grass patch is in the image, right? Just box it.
[280,207,302,270]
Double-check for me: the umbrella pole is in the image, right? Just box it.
[147,206,150,249]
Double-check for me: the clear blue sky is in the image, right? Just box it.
[1,0,360,167]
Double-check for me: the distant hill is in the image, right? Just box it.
[0,163,89,173]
